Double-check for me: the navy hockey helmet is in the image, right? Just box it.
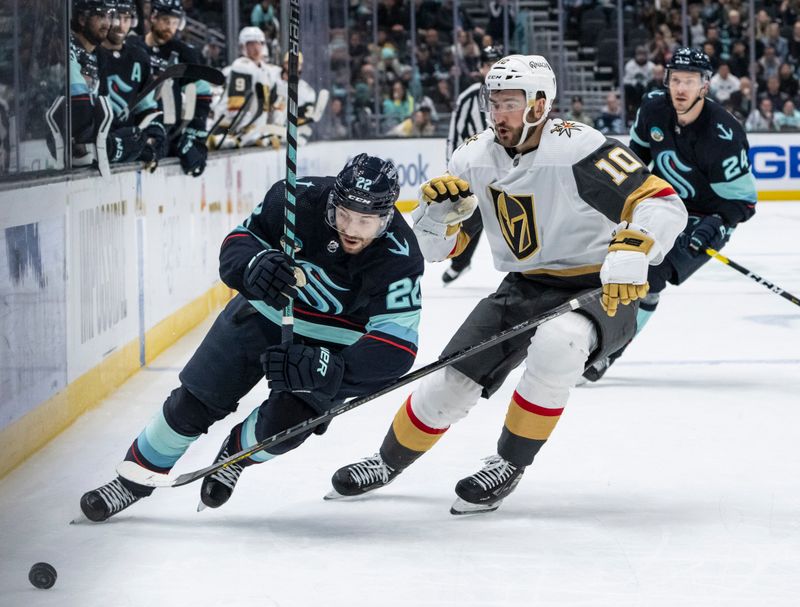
[664,47,713,83]
[110,0,139,27]
[150,0,186,30]
[326,154,400,238]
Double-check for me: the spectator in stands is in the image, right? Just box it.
[759,45,782,80]
[453,28,480,82]
[777,0,798,26]
[754,9,771,41]
[382,79,414,130]
[487,0,515,46]
[416,44,438,92]
[704,26,723,59]
[761,74,789,110]
[746,97,777,131]
[378,0,408,31]
[565,95,592,125]
[387,104,435,137]
[720,9,745,56]
[775,98,800,131]
[789,21,800,62]
[727,40,750,78]
[431,77,454,114]
[709,61,741,102]
[376,44,405,87]
[702,41,721,71]
[648,29,672,66]
[594,92,623,134]
[644,63,667,94]
[322,96,349,139]
[764,22,789,61]
[624,46,656,111]
[700,0,721,27]
[688,4,706,47]
[251,0,276,30]
[729,75,755,123]
[778,62,799,98]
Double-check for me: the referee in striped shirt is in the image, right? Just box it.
[442,45,503,284]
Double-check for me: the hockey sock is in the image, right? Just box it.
[498,391,563,467]
[126,408,199,473]
[634,293,659,334]
[379,396,448,469]
[240,407,277,464]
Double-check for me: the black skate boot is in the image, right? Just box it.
[199,433,248,510]
[450,455,525,515]
[80,477,146,522]
[326,453,401,499]
[442,264,470,285]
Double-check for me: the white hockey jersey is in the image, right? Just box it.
[425,119,687,278]
[212,56,276,128]
[268,68,318,128]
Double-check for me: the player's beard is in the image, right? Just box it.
[106,26,128,47]
[84,20,110,46]
[338,232,373,254]
[494,123,523,148]
[151,24,175,45]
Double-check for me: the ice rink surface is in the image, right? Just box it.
[1,203,799,607]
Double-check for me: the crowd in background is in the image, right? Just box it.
[2,0,800,179]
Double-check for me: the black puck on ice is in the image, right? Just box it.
[28,562,57,589]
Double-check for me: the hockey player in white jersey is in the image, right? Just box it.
[328,54,688,515]
[208,26,276,149]
[266,52,328,145]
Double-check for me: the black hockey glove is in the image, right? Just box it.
[107,126,146,163]
[261,344,345,402]
[139,122,167,170]
[243,249,298,310]
[178,127,208,177]
[687,214,729,256]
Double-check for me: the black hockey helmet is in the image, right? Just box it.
[109,0,138,27]
[151,0,185,17]
[664,47,713,83]
[480,45,504,64]
[73,0,115,15]
[326,154,400,238]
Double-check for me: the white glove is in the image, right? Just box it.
[600,222,659,317]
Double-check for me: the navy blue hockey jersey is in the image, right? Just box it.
[629,91,757,226]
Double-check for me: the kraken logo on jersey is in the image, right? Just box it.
[107,74,134,116]
[489,186,540,260]
[655,150,696,200]
[294,260,349,314]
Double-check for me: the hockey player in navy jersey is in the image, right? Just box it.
[129,0,212,176]
[583,48,757,381]
[79,155,425,522]
[97,0,167,168]
[328,55,687,515]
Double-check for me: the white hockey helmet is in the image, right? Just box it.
[481,54,557,147]
[239,26,266,46]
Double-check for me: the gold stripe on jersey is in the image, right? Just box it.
[227,95,246,111]
[621,175,674,222]
[523,264,603,277]
[489,186,540,261]
[448,230,472,259]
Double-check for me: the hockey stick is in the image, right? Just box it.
[116,288,602,489]
[120,63,224,122]
[215,89,255,148]
[706,248,800,307]
[281,0,301,345]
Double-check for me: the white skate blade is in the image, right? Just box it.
[323,488,364,501]
[197,501,207,512]
[116,461,177,488]
[70,511,90,525]
[449,497,502,516]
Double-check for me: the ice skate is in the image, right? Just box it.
[450,455,525,515]
[79,477,144,522]
[442,264,470,285]
[199,434,247,510]
[325,453,400,500]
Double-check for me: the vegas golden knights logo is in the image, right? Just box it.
[489,186,539,260]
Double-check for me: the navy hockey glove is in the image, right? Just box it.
[107,126,146,163]
[178,128,208,177]
[261,344,345,401]
[687,214,728,256]
[243,249,298,310]
[139,122,167,170]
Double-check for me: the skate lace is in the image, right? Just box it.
[349,454,393,487]
[97,478,138,514]
[471,455,517,491]
[210,450,245,492]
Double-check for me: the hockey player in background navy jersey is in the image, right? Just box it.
[79,155,424,522]
[583,48,757,381]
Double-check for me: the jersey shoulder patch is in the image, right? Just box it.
[449,128,494,174]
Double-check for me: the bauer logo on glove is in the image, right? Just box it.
[600,222,660,317]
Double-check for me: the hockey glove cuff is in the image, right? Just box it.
[262,344,345,402]
[107,126,146,163]
[178,128,209,177]
[243,249,299,310]
[600,223,656,317]
[687,214,729,256]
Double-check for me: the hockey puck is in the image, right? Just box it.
[28,562,57,589]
